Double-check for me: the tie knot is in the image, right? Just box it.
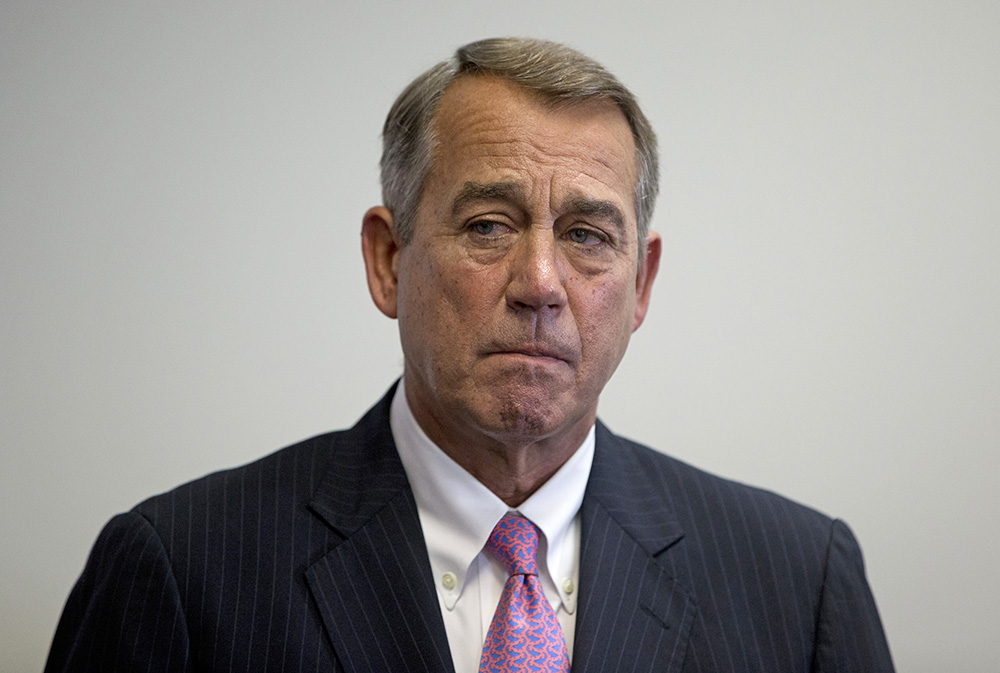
[485,514,540,577]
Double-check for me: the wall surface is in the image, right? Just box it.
[3,2,998,671]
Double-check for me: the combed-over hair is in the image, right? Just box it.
[380,37,659,247]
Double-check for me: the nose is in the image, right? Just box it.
[504,228,567,313]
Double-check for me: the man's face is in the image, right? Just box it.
[377,75,658,450]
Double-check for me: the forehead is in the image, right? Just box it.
[424,76,637,219]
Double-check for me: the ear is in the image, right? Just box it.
[361,206,401,319]
[632,231,661,332]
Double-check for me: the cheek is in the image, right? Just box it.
[396,249,442,343]
[398,249,495,345]
[576,277,637,355]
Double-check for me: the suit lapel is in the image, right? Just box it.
[304,387,454,673]
[572,422,697,673]
[302,390,696,672]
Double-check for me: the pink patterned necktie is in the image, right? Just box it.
[478,514,570,673]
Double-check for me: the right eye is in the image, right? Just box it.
[470,220,505,236]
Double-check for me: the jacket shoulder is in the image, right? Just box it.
[130,430,338,524]
[131,385,400,528]
[597,424,837,553]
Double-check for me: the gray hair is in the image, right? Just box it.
[380,37,659,248]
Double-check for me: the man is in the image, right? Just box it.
[46,38,894,672]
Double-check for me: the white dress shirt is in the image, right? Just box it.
[390,378,594,673]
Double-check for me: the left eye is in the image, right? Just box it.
[568,228,601,245]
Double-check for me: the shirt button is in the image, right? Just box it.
[441,572,457,590]
[562,578,575,595]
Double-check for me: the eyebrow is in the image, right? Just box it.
[451,181,526,216]
[560,196,626,234]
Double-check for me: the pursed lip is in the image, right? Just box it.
[483,344,575,364]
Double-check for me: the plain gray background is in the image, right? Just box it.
[3,2,998,671]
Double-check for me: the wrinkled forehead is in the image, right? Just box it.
[424,75,638,216]
[430,74,635,154]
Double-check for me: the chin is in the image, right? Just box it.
[474,384,576,442]
[494,405,557,437]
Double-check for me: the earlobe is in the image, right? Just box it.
[632,231,661,332]
[361,206,401,319]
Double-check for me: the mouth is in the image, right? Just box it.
[485,346,573,365]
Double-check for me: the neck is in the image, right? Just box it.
[442,433,587,507]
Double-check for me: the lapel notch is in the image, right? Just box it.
[572,423,697,673]
[304,387,454,673]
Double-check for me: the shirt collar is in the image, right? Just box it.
[390,377,593,613]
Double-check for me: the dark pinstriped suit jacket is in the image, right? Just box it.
[46,385,894,672]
